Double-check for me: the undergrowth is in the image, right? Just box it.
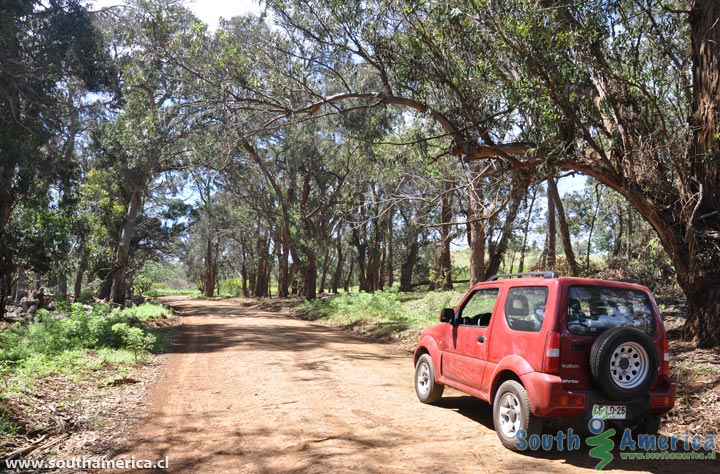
[301,286,465,337]
[0,302,174,439]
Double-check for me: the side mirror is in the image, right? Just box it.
[440,308,455,323]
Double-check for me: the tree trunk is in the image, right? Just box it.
[400,240,419,292]
[331,231,344,294]
[14,265,26,305]
[486,190,524,278]
[613,202,624,257]
[203,236,216,297]
[276,226,290,298]
[254,237,271,298]
[544,184,557,270]
[304,256,318,300]
[353,229,369,292]
[586,184,601,269]
[518,186,538,273]
[625,205,634,260]
[678,0,720,346]
[110,185,144,304]
[319,247,330,294]
[468,177,486,283]
[74,266,85,300]
[344,257,354,293]
[435,183,453,290]
[386,212,394,288]
[548,176,580,276]
[57,274,68,300]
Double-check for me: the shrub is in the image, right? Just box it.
[111,323,156,361]
[76,289,95,304]
[220,278,246,297]
[0,303,160,365]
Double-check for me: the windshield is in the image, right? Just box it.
[566,286,656,336]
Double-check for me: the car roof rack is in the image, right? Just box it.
[610,278,642,285]
[486,271,559,281]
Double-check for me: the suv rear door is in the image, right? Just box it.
[558,282,659,390]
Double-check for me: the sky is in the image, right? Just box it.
[86,0,264,30]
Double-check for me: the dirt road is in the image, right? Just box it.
[114,297,715,473]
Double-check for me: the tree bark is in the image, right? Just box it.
[386,211,394,288]
[110,185,144,304]
[331,229,344,294]
[679,0,720,346]
[544,184,557,270]
[548,176,580,276]
[344,257,354,293]
[434,182,453,289]
[319,247,330,294]
[486,190,524,278]
[400,239,419,292]
[585,184,601,270]
[203,236,216,297]
[518,186,538,273]
[467,173,486,283]
[14,265,26,305]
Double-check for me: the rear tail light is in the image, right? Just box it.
[543,330,561,374]
[559,394,585,406]
[651,394,673,407]
[660,338,670,376]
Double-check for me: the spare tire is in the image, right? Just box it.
[590,327,657,401]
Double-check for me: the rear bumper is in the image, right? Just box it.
[520,372,676,419]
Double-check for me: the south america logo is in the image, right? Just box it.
[586,417,616,470]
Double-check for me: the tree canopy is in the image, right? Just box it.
[1,0,719,347]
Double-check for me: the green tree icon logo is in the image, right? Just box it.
[586,417,616,470]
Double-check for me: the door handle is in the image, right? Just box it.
[477,336,486,343]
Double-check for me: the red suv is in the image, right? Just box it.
[413,272,676,449]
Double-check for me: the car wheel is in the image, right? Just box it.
[590,327,658,401]
[414,354,444,404]
[493,380,542,450]
[635,415,661,435]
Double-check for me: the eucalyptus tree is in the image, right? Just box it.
[91,0,203,304]
[0,0,107,312]
[461,0,720,344]
[256,0,720,346]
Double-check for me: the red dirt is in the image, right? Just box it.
[112,297,717,473]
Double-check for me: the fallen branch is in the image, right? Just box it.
[1,434,46,462]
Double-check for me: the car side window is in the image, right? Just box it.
[458,288,499,326]
[505,286,548,332]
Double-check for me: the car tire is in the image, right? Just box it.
[635,415,661,435]
[414,354,444,404]
[493,380,542,450]
[590,327,658,401]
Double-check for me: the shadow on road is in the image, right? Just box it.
[436,395,717,473]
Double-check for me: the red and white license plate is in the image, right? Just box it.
[592,404,627,420]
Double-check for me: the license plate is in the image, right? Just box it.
[592,404,627,420]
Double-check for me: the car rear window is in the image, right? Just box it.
[566,286,656,336]
[505,286,548,332]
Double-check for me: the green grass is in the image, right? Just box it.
[301,285,468,338]
[143,288,201,298]
[0,302,177,439]
[123,301,173,321]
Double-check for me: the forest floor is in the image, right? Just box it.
[2,296,718,473]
